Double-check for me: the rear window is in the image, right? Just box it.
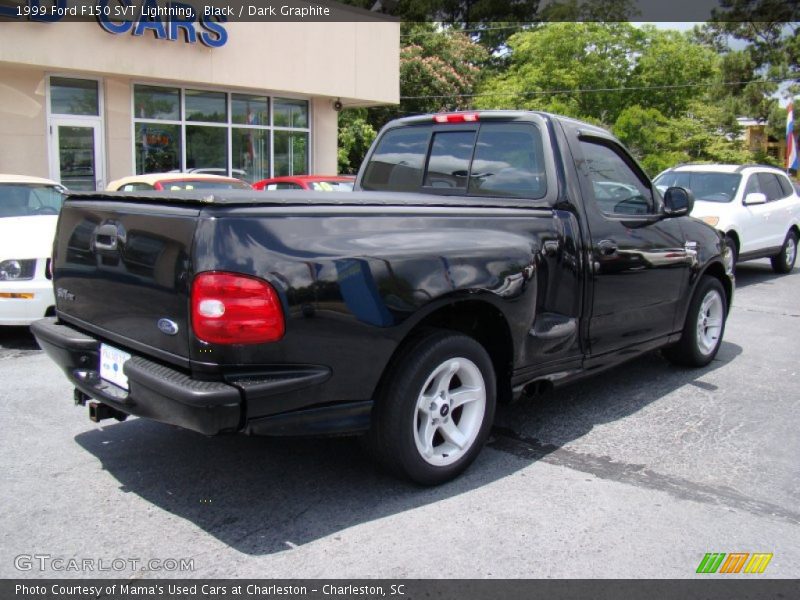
[362,121,547,199]
[361,127,429,192]
[424,131,476,190]
[0,184,65,217]
[468,123,546,198]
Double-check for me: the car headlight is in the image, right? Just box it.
[0,259,36,281]
[700,216,720,227]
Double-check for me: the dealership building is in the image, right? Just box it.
[0,16,399,189]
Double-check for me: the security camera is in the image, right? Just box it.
[333,99,343,112]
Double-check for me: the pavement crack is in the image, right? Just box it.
[488,426,800,525]
[734,306,800,318]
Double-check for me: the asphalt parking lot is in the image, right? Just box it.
[1,260,798,579]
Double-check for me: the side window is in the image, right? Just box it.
[468,123,547,199]
[579,139,655,216]
[274,183,302,190]
[757,173,784,202]
[423,130,476,190]
[361,127,430,192]
[744,175,761,196]
[776,174,794,198]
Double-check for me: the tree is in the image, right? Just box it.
[702,6,799,151]
[338,109,377,174]
[474,24,719,123]
[361,22,489,137]
[337,23,489,172]
[474,23,647,123]
[473,22,772,172]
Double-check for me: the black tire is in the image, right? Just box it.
[366,329,496,485]
[770,231,798,274]
[724,234,738,272]
[663,276,727,367]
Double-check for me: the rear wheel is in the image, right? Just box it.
[366,330,496,485]
[663,276,727,367]
[771,231,797,274]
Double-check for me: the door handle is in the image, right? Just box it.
[597,240,618,256]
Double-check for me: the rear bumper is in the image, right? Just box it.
[31,317,373,436]
[31,318,241,435]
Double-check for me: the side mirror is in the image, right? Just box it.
[663,186,694,217]
[744,192,767,205]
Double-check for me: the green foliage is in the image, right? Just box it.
[474,23,647,122]
[337,109,377,175]
[474,24,719,123]
[474,22,782,172]
[369,23,489,130]
[341,15,793,176]
[612,106,689,175]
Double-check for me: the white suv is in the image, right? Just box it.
[655,164,800,273]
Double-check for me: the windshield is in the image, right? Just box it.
[654,171,741,203]
[0,184,65,218]
[157,179,252,191]
[308,180,354,191]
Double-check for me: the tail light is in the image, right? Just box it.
[191,272,285,344]
[433,112,479,124]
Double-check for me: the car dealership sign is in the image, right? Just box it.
[1,0,228,48]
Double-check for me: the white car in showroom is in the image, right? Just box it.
[655,164,800,273]
[0,175,67,326]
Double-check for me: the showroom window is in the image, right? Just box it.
[132,85,310,182]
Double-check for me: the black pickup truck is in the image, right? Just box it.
[33,111,734,484]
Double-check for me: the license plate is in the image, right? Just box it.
[99,343,131,390]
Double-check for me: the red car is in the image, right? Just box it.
[253,175,355,192]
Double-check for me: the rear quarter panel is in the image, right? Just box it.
[191,204,569,417]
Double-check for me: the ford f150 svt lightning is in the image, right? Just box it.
[33,111,734,484]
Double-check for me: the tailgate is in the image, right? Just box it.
[53,198,201,366]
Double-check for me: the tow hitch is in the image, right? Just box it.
[88,401,128,422]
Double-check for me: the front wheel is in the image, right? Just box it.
[663,276,727,367]
[771,231,797,274]
[366,330,496,485]
[724,234,738,272]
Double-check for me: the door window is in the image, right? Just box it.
[50,77,99,116]
[580,140,655,216]
[55,123,101,191]
[757,173,788,201]
[777,175,794,197]
[744,174,761,196]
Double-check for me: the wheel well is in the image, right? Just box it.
[375,300,515,404]
[702,262,733,310]
[789,225,800,240]
[724,230,739,256]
